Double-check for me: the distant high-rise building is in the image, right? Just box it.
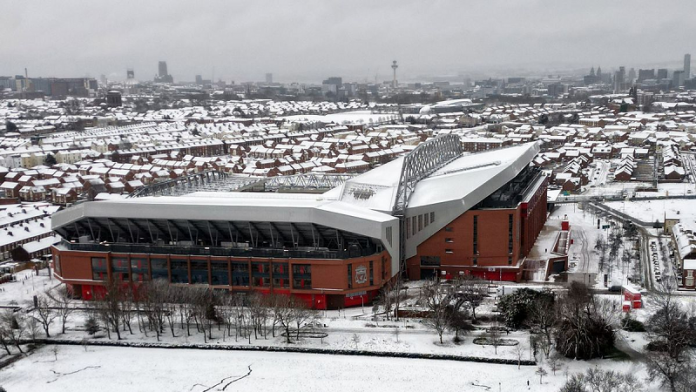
[265,73,273,84]
[391,60,399,88]
[628,68,636,83]
[195,75,203,85]
[155,61,173,83]
[614,66,626,93]
[158,61,168,78]
[127,69,135,79]
[100,74,107,86]
[657,69,668,80]
[638,69,655,82]
[685,54,691,80]
[673,70,685,87]
[321,77,343,97]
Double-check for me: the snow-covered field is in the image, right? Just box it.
[606,199,696,226]
[0,344,657,392]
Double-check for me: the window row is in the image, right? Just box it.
[405,212,435,239]
[90,257,312,289]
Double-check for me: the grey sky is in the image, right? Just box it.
[2,0,694,83]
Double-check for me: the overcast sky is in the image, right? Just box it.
[2,0,694,83]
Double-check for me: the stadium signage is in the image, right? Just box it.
[355,265,367,284]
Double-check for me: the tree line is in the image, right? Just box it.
[0,278,319,355]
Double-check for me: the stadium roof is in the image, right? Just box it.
[333,142,540,214]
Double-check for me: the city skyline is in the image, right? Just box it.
[2,0,695,83]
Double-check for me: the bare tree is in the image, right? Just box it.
[351,333,360,349]
[32,295,57,337]
[291,297,314,341]
[0,323,12,354]
[25,313,41,342]
[46,286,74,335]
[140,279,168,341]
[514,343,525,369]
[548,354,562,376]
[421,279,451,344]
[379,280,395,321]
[536,366,548,385]
[1,309,26,353]
[644,291,696,392]
[529,294,556,350]
[560,368,643,392]
[248,293,268,340]
[272,294,295,344]
[97,279,125,340]
[450,275,486,321]
[488,322,504,355]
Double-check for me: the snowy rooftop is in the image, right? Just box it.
[334,142,539,213]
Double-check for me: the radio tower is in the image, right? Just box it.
[391,60,398,88]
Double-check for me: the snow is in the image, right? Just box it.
[0,268,57,306]
[606,199,696,225]
[0,344,658,392]
[282,110,397,125]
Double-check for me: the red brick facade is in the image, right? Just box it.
[52,248,391,310]
[406,177,547,281]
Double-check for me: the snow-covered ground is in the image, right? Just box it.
[282,110,398,125]
[0,268,58,306]
[0,344,658,392]
[606,199,696,226]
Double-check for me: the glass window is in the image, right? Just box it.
[473,215,478,255]
[91,257,107,281]
[170,258,189,284]
[130,258,149,282]
[369,260,374,286]
[112,257,129,281]
[190,260,209,284]
[211,260,229,286]
[272,263,289,288]
[347,264,352,289]
[251,262,269,287]
[231,262,249,287]
[508,214,514,254]
[420,256,440,266]
[151,258,168,280]
[292,264,312,290]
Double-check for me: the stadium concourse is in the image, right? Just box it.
[50,138,547,309]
